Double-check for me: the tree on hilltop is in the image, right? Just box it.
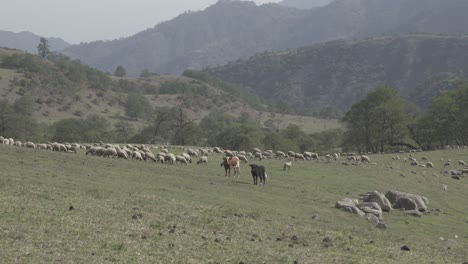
[37,37,50,58]
[114,65,127,77]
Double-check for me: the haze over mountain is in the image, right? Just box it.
[61,0,468,75]
[206,34,468,114]
[279,0,333,9]
[0,30,70,54]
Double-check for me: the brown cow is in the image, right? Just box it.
[221,156,240,178]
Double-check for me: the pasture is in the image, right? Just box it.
[0,145,467,263]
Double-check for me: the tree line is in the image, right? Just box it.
[1,81,467,153]
[342,82,468,153]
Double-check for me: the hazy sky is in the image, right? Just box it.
[1,0,280,44]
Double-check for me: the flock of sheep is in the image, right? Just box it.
[0,135,372,173]
[3,134,467,178]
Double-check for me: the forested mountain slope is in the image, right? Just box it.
[62,0,468,75]
[206,34,468,113]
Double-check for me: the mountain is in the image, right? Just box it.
[279,0,333,9]
[62,0,468,75]
[205,34,468,113]
[0,30,70,53]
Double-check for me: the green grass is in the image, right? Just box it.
[0,145,467,263]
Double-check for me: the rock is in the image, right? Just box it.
[385,191,428,212]
[357,202,383,218]
[395,197,419,211]
[401,245,410,251]
[366,213,380,225]
[405,210,422,217]
[335,198,366,216]
[360,191,393,212]
[376,222,387,230]
[132,213,143,220]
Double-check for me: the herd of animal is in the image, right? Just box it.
[2,134,467,185]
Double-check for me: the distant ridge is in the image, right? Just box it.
[61,0,468,75]
[0,30,69,53]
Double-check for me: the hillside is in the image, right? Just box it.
[205,34,468,112]
[61,0,468,75]
[0,30,69,53]
[1,143,467,262]
[0,48,339,134]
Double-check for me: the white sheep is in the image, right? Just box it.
[360,155,371,163]
[181,153,192,163]
[164,153,176,164]
[426,162,434,168]
[103,148,117,158]
[459,160,466,166]
[132,151,144,161]
[175,155,188,165]
[283,161,292,171]
[197,156,208,165]
[238,154,248,163]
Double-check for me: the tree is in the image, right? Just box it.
[171,108,200,146]
[37,37,50,58]
[414,81,468,148]
[211,123,263,151]
[114,65,127,77]
[342,86,411,153]
[114,120,134,142]
[125,93,153,120]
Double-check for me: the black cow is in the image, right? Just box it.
[249,164,266,185]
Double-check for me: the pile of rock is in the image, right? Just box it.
[335,190,429,228]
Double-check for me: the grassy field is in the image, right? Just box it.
[0,145,467,263]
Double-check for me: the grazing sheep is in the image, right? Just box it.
[116,148,129,159]
[213,147,223,153]
[238,154,248,163]
[176,155,188,165]
[199,148,209,156]
[459,160,466,166]
[37,143,48,150]
[197,156,208,165]
[276,151,286,159]
[25,142,36,148]
[14,141,23,147]
[333,153,339,160]
[360,155,371,163]
[283,161,292,171]
[164,153,176,164]
[187,148,199,157]
[132,151,144,161]
[294,153,305,161]
[411,160,419,166]
[103,148,117,158]
[426,162,434,168]
[254,152,263,161]
[145,152,157,162]
[181,153,192,163]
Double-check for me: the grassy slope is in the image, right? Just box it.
[0,145,467,263]
[0,60,340,134]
